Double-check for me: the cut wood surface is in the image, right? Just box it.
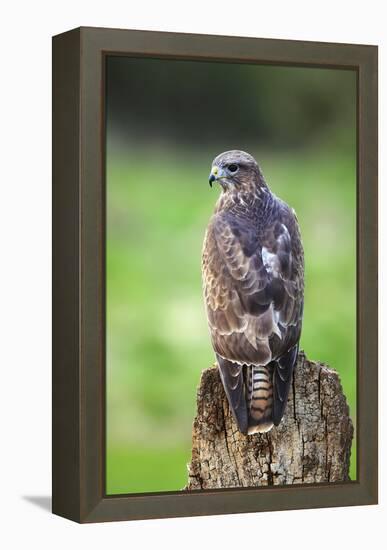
[186,351,353,489]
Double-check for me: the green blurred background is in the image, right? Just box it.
[106,57,357,494]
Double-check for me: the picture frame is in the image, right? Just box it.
[52,26,378,523]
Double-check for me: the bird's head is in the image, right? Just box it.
[208,150,266,194]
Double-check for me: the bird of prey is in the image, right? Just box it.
[202,150,304,435]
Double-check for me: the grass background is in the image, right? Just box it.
[106,59,357,494]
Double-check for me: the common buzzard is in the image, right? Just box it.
[202,150,304,434]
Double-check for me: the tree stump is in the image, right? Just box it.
[186,351,353,489]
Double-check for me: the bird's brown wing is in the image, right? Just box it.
[265,203,304,425]
[203,215,274,367]
[202,206,303,427]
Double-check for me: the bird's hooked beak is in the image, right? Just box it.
[208,165,226,187]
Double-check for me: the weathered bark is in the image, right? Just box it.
[186,351,353,489]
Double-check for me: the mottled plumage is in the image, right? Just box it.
[202,150,304,434]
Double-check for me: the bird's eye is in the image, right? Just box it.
[228,163,239,173]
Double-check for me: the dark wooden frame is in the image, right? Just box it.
[52,26,378,523]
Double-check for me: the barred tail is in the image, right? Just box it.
[246,365,274,434]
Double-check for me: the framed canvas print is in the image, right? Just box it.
[52,26,378,523]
